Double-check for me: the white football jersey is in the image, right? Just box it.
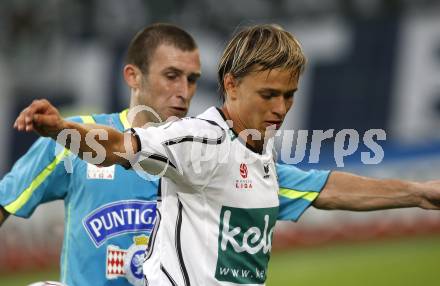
[135,107,280,286]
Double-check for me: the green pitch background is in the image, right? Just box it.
[1,236,439,285]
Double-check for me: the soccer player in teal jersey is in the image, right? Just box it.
[0,23,202,286]
[14,24,440,285]
[1,24,329,285]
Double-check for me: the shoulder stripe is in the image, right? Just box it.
[164,133,226,147]
[80,115,96,124]
[278,188,319,202]
[4,148,70,214]
[161,117,226,147]
[192,117,225,129]
[139,151,177,170]
[119,109,130,129]
[165,136,224,146]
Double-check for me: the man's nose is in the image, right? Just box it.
[177,78,190,100]
[272,96,288,118]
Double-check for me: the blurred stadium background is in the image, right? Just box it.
[1,0,440,285]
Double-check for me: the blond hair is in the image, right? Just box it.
[218,24,306,99]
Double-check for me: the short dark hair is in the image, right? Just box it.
[125,23,198,74]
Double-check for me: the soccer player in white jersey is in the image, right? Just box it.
[14,24,440,286]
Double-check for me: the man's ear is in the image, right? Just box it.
[223,73,238,100]
[123,64,142,89]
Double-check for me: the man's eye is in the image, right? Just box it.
[261,92,275,99]
[284,92,295,99]
[166,73,177,80]
[188,75,199,84]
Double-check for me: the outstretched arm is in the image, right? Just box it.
[313,171,440,211]
[14,99,138,167]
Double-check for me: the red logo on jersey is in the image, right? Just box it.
[239,163,248,178]
[236,163,252,190]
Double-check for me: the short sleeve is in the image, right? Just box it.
[133,118,226,188]
[0,137,72,218]
[0,116,85,218]
[276,163,330,221]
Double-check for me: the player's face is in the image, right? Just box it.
[232,68,298,138]
[139,44,201,121]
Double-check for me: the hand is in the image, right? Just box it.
[14,99,64,138]
[419,180,440,210]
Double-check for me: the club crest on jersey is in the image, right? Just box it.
[83,200,156,247]
[87,164,115,180]
[106,235,148,286]
[235,163,253,190]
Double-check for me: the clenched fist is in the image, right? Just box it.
[14,99,65,138]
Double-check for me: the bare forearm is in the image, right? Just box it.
[313,171,424,211]
[14,99,138,167]
[54,121,135,166]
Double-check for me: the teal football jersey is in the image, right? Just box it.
[0,109,329,286]
[0,111,156,286]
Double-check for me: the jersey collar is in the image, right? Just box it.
[198,107,271,155]
[119,109,131,129]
